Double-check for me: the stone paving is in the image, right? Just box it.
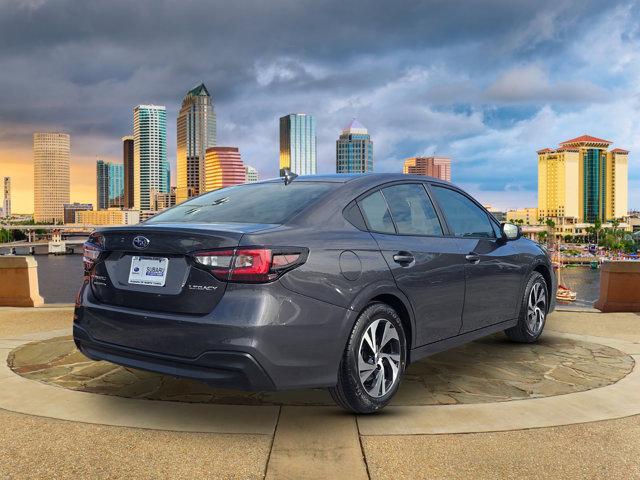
[8,332,633,406]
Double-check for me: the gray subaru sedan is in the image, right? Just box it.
[74,173,555,413]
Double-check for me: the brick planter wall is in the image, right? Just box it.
[594,261,640,312]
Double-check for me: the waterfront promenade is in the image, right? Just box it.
[0,306,638,479]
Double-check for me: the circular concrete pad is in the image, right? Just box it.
[8,334,633,406]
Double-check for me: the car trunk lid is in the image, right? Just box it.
[89,223,276,315]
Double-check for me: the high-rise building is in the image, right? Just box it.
[97,160,125,209]
[538,135,628,222]
[176,83,216,203]
[33,132,70,223]
[63,202,93,224]
[108,163,124,208]
[279,114,316,176]
[96,160,109,210]
[403,156,452,181]
[122,135,134,208]
[2,177,10,218]
[204,147,245,192]
[336,119,373,173]
[133,105,169,211]
[245,165,259,183]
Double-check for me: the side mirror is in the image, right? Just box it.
[502,222,521,241]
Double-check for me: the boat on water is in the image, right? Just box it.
[556,284,577,302]
[553,247,578,302]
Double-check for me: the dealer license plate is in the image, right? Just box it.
[128,256,169,287]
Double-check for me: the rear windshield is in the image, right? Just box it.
[146,182,336,225]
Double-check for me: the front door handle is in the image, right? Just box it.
[393,252,415,265]
[465,252,480,264]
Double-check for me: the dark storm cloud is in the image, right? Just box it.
[0,0,636,204]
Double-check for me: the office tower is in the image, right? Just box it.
[133,105,169,211]
[2,177,10,217]
[279,114,316,175]
[96,160,109,210]
[63,202,93,224]
[176,83,216,202]
[538,135,628,222]
[403,156,452,181]
[204,147,245,192]
[108,163,124,207]
[336,119,373,173]
[122,136,134,208]
[33,132,70,223]
[97,161,124,209]
[245,165,259,183]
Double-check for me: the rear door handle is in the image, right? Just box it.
[465,252,480,264]
[393,252,415,265]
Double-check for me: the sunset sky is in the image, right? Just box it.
[1,0,639,213]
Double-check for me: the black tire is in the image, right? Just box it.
[329,302,407,414]
[505,271,548,343]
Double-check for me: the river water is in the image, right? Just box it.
[27,253,603,308]
[35,254,85,304]
[555,266,601,308]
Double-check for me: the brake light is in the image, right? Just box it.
[82,243,102,272]
[83,232,104,273]
[193,248,305,283]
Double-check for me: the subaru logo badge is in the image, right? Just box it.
[132,235,150,250]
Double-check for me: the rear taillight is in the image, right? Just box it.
[193,247,306,283]
[83,243,101,272]
[83,232,104,272]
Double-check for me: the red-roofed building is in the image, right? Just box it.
[559,135,612,146]
[538,135,628,223]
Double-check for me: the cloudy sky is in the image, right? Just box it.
[1,0,639,213]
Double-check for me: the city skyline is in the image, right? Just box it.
[1,1,639,213]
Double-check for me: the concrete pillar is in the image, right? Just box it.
[0,256,44,307]
[594,261,640,312]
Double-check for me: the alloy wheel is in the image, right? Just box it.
[357,318,401,398]
[527,282,546,335]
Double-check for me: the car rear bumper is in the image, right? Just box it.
[73,324,275,390]
[73,280,354,390]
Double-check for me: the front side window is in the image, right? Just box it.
[431,186,495,238]
[358,190,395,234]
[382,184,443,236]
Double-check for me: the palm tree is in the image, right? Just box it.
[538,231,548,244]
[544,218,556,247]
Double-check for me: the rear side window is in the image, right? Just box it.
[358,190,395,234]
[431,186,495,238]
[146,182,335,225]
[382,184,443,236]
